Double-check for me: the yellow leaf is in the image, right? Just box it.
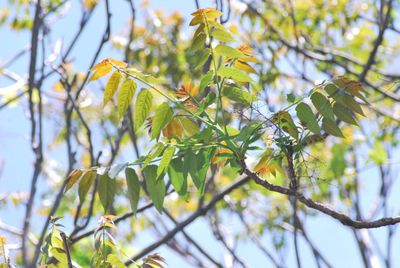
[89,64,112,82]
[65,169,83,192]
[162,118,184,139]
[103,71,123,106]
[234,60,257,74]
[190,8,223,26]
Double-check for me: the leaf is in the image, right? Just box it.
[195,48,211,70]
[369,141,387,165]
[234,60,257,74]
[106,254,127,268]
[103,71,122,106]
[330,144,347,177]
[180,117,200,136]
[108,163,128,178]
[65,169,83,192]
[191,33,206,51]
[214,44,243,58]
[162,118,184,139]
[134,88,153,131]
[219,66,253,82]
[118,79,137,118]
[78,170,96,203]
[144,142,165,167]
[324,83,339,97]
[199,71,214,92]
[151,102,173,140]
[321,117,344,137]
[295,103,320,134]
[97,173,116,212]
[188,147,215,194]
[190,8,223,25]
[212,28,235,42]
[125,168,140,214]
[144,165,165,213]
[311,91,334,120]
[223,86,257,104]
[168,158,187,195]
[342,94,365,116]
[273,111,299,140]
[157,146,175,177]
[89,63,112,82]
[50,248,67,264]
[333,102,358,125]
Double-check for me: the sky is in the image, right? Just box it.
[0,0,399,267]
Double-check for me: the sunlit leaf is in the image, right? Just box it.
[223,86,257,104]
[157,146,175,177]
[118,79,137,118]
[103,71,123,106]
[65,169,83,192]
[219,66,253,82]
[78,170,96,203]
[151,102,173,140]
[134,88,153,131]
[212,28,235,42]
[214,44,243,58]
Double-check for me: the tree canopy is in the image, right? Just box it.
[0,0,400,267]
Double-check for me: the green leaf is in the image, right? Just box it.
[157,146,175,177]
[151,102,173,140]
[214,45,243,58]
[333,102,358,125]
[324,83,339,97]
[321,117,343,138]
[97,173,116,212]
[273,111,299,140]
[191,33,207,51]
[103,71,122,106]
[134,88,153,131]
[180,117,200,136]
[78,170,96,203]
[295,103,320,134]
[330,144,347,177]
[223,86,257,104]
[342,94,365,116]
[311,91,334,120]
[144,142,165,167]
[144,165,165,213]
[212,28,235,42]
[219,66,253,82]
[187,147,215,194]
[168,158,187,195]
[369,141,387,165]
[118,79,137,118]
[65,169,83,192]
[50,247,68,264]
[195,48,211,70]
[199,71,214,92]
[125,168,140,214]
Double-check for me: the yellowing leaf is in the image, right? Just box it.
[162,118,184,139]
[190,8,223,25]
[103,71,122,106]
[234,60,257,74]
[134,88,153,131]
[65,169,83,192]
[89,64,112,82]
[117,79,137,118]
[273,111,299,140]
[78,170,96,203]
[175,82,199,99]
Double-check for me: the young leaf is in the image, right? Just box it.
[125,168,140,214]
[78,170,96,203]
[212,28,235,42]
[214,44,243,58]
[333,102,358,125]
[199,71,214,92]
[321,117,344,137]
[97,173,116,212]
[103,71,122,106]
[311,91,334,120]
[295,103,321,134]
[157,146,175,177]
[144,165,165,213]
[118,79,137,118]
[223,86,257,104]
[151,102,173,140]
[191,33,206,51]
[144,142,165,167]
[134,88,153,131]
[219,66,253,82]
